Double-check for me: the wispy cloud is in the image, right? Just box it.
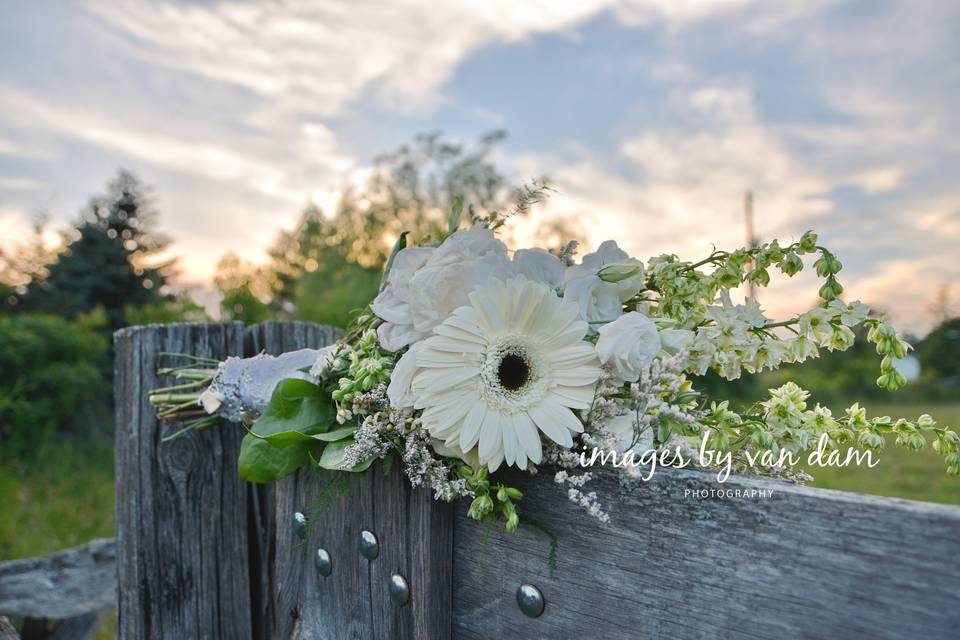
[0,177,40,191]
[0,0,955,333]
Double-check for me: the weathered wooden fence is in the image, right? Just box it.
[111,322,960,640]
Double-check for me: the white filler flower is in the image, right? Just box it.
[409,278,601,472]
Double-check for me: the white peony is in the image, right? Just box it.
[563,241,644,324]
[371,227,512,352]
[595,311,662,382]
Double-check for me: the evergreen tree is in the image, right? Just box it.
[18,171,170,329]
[916,317,960,384]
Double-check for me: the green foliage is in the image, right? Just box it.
[293,257,381,328]
[15,171,171,331]
[238,378,336,482]
[0,313,110,456]
[124,293,210,325]
[262,132,516,327]
[214,252,274,324]
[758,325,888,402]
[915,317,960,384]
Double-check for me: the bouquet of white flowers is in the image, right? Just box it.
[150,197,959,532]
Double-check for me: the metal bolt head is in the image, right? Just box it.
[516,584,544,618]
[359,529,379,560]
[388,574,410,606]
[293,512,308,541]
[315,548,332,577]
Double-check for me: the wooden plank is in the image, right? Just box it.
[245,321,454,639]
[264,462,454,640]
[46,610,104,640]
[113,323,249,640]
[244,321,341,640]
[0,538,114,619]
[451,466,960,640]
[0,617,19,640]
[368,463,454,639]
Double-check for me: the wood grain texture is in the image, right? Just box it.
[245,317,454,640]
[451,466,960,640]
[114,323,249,640]
[244,321,341,640]
[0,617,18,640]
[115,321,960,640]
[0,539,114,619]
[46,610,104,640]
[266,463,454,640]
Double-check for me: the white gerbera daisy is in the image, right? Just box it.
[410,278,601,472]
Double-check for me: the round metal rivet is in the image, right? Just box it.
[315,548,332,577]
[389,574,410,606]
[516,583,544,618]
[359,530,379,560]
[293,512,308,541]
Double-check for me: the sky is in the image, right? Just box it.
[0,0,957,333]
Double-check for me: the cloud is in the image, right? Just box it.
[0,88,353,205]
[518,85,834,260]
[82,0,780,118]
[915,197,960,239]
[507,81,958,333]
[82,0,610,116]
[0,137,55,160]
[0,177,40,191]
[847,167,906,194]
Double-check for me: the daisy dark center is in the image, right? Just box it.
[497,353,530,391]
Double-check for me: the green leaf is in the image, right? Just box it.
[448,196,464,235]
[311,425,359,442]
[238,435,311,483]
[247,424,358,447]
[238,378,335,483]
[316,438,375,472]
[379,231,409,292]
[317,439,352,470]
[382,451,395,475]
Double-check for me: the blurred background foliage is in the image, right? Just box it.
[0,133,957,585]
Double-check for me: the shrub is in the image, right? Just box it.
[0,313,110,456]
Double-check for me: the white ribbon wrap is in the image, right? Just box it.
[199,346,339,422]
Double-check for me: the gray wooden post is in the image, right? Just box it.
[114,323,248,640]
[244,321,454,640]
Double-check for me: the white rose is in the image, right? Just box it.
[562,275,623,325]
[372,226,511,351]
[595,311,662,382]
[563,240,644,324]
[511,248,564,288]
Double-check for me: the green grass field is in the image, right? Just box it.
[0,438,116,639]
[1,402,957,638]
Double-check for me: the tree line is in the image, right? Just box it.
[0,132,580,454]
